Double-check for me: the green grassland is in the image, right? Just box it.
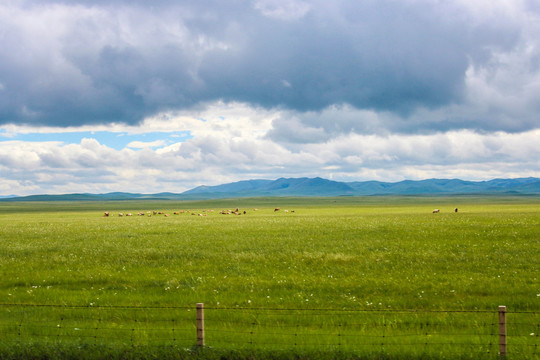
[0,196,539,359]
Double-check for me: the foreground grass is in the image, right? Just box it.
[0,196,539,359]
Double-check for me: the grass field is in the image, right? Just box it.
[0,196,539,359]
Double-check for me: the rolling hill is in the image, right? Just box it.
[2,177,540,201]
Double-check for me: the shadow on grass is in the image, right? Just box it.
[0,342,504,360]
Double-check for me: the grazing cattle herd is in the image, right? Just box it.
[103,207,459,217]
[102,208,295,217]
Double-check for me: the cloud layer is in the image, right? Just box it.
[1,1,538,131]
[1,1,540,194]
[2,104,540,196]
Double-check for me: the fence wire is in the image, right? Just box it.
[0,303,539,358]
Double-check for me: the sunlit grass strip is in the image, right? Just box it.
[204,307,499,352]
[0,304,196,350]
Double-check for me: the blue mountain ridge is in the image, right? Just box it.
[2,177,540,201]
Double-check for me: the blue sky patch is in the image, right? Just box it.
[0,130,192,150]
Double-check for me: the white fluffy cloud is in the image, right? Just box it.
[1,103,540,195]
[253,0,311,20]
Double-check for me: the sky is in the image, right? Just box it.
[1,0,540,196]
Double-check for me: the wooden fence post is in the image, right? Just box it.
[499,305,507,357]
[197,303,205,347]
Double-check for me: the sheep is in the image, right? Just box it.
[432,209,440,213]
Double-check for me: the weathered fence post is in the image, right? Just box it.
[498,305,507,357]
[196,303,205,347]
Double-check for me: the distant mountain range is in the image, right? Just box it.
[181,177,540,198]
[2,177,540,201]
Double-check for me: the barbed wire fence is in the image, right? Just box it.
[1,303,539,358]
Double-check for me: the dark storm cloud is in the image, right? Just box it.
[200,1,482,113]
[0,0,523,128]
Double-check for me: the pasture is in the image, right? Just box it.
[0,196,539,359]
